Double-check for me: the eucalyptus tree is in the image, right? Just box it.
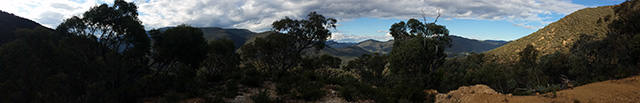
[241,12,337,72]
[385,13,451,102]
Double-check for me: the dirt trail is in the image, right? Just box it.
[436,75,640,103]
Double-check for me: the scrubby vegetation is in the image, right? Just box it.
[1,0,639,103]
[433,0,640,94]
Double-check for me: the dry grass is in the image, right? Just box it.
[485,6,616,63]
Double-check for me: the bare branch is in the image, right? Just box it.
[433,10,441,24]
[421,9,428,24]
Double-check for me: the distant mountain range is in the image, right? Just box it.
[448,35,510,56]
[155,27,267,49]
[142,26,511,62]
[324,35,509,57]
[155,26,507,62]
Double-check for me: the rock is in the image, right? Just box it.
[436,84,499,103]
[447,84,497,95]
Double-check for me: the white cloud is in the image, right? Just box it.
[0,0,118,28]
[513,23,542,29]
[2,0,586,30]
[444,18,453,20]
[330,33,393,43]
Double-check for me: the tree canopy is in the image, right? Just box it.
[241,12,337,71]
[388,17,451,76]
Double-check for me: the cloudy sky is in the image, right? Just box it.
[0,0,625,42]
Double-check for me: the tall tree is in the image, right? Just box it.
[56,0,150,58]
[518,44,538,68]
[49,0,151,101]
[344,53,389,86]
[151,24,208,68]
[271,11,337,53]
[199,39,240,83]
[385,14,451,102]
[518,44,541,87]
[388,17,451,77]
[241,12,337,72]
[147,25,208,94]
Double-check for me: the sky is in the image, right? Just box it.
[0,0,627,43]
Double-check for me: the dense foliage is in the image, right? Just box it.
[0,10,50,45]
[1,0,639,103]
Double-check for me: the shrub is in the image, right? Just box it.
[159,92,182,103]
[295,81,325,100]
[203,96,225,103]
[338,81,375,101]
[251,90,273,103]
[220,80,240,98]
[241,69,264,87]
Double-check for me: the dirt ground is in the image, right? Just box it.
[168,75,640,103]
[436,75,640,103]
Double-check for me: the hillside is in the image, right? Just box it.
[325,40,358,48]
[157,27,260,48]
[485,5,616,62]
[200,27,258,48]
[325,35,508,58]
[154,26,507,60]
[356,39,394,54]
[319,45,372,62]
[436,75,640,103]
[448,35,509,56]
[0,10,51,45]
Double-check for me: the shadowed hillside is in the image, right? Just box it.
[200,27,257,48]
[325,40,358,48]
[319,45,371,62]
[154,26,507,60]
[156,27,259,48]
[448,35,509,56]
[0,10,51,45]
[324,35,508,58]
[356,39,394,54]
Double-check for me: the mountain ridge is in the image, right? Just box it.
[168,26,509,62]
[0,10,52,45]
[485,5,616,62]
[325,35,509,57]
[155,26,262,49]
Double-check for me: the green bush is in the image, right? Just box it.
[220,80,240,98]
[273,70,327,100]
[203,96,225,103]
[251,90,273,103]
[338,81,376,102]
[241,69,264,87]
[295,81,326,100]
[159,92,182,103]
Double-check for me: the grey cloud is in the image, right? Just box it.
[36,11,65,28]
[330,33,393,43]
[136,0,586,31]
[50,3,79,11]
